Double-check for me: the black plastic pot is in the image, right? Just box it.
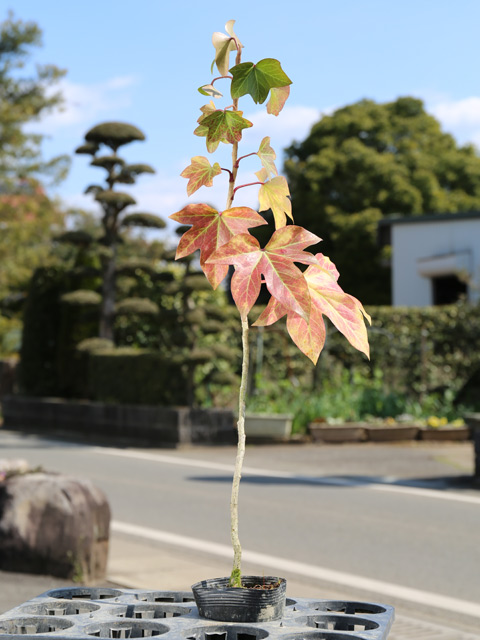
[191,576,287,622]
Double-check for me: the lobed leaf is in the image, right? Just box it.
[230,58,292,105]
[169,204,266,288]
[257,137,278,178]
[181,156,222,196]
[257,175,293,229]
[200,109,253,148]
[255,253,371,363]
[207,225,320,320]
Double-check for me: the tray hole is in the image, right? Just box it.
[85,621,169,639]
[0,617,74,635]
[184,626,268,640]
[205,633,226,640]
[136,592,194,604]
[311,616,378,632]
[47,587,123,600]
[124,604,192,619]
[311,601,386,615]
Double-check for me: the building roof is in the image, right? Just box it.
[378,211,480,228]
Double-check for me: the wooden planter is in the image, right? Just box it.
[365,424,420,442]
[419,426,471,441]
[309,422,367,443]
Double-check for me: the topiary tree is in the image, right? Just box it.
[73,121,166,340]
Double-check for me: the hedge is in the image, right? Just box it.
[87,348,188,405]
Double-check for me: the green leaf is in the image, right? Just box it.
[181,156,222,196]
[230,58,292,104]
[257,137,278,177]
[267,85,290,116]
[258,176,293,229]
[200,109,253,147]
[194,102,220,152]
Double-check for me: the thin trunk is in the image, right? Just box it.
[229,315,249,587]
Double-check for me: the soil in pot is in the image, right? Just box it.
[192,576,287,622]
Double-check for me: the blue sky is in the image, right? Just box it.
[7,0,480,235]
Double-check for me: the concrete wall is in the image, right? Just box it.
[2,396,236,447]
[391,217,480,306]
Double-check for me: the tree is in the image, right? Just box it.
[284,97,480,303]
[0,12,69,186]
[73,121,166,340]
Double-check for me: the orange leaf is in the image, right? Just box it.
[169,204,267,288]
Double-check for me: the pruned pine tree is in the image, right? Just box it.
[73,122,166,340]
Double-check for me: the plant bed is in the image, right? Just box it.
[309,421,367,443]
[418,425,471,441]
[0,587,395,639]
[364,424,420,442]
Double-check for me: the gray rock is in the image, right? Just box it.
[0,473,110,582]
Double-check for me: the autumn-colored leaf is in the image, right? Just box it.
[181,156,222,196]
[169,204,266,288]
[199,109,253,151]
[257,137,278,177]
[194,102,220,152]
[212,20,242,76]
[255,253,371,363]
[257,175,293,229]
[230,58,292,104]
[206,225,320,320]
[267,85,291,116]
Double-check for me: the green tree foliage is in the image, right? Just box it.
[0,12,69,185]
[285,97,480,303]
[0,181,64,301]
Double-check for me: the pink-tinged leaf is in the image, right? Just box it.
[207,225,320,320]
[254,251,370,364]
[257,137,278,177]
[181,156,222,196]
[255,167,269,183]
[169,204,267,288]
[254,291,326,365]
[258,176,293,229]
[267,85,291,115]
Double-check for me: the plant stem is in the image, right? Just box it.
[229,315,249,587]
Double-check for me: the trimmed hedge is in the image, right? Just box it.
[88,348,187,405]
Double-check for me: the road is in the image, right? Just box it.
[1,429,479,634]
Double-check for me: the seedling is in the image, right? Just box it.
[170,21,370,588]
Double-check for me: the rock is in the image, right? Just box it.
[0,473,110,582]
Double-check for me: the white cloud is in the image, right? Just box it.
[27,75,138,135]
[426,95,480,149]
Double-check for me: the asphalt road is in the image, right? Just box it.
[1,430,479,632]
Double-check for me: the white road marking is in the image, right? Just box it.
[95,446,480,505]
[112,520,480,620]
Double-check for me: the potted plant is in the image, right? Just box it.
[170,20,371,622]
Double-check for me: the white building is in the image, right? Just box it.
[379,212,480,307]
